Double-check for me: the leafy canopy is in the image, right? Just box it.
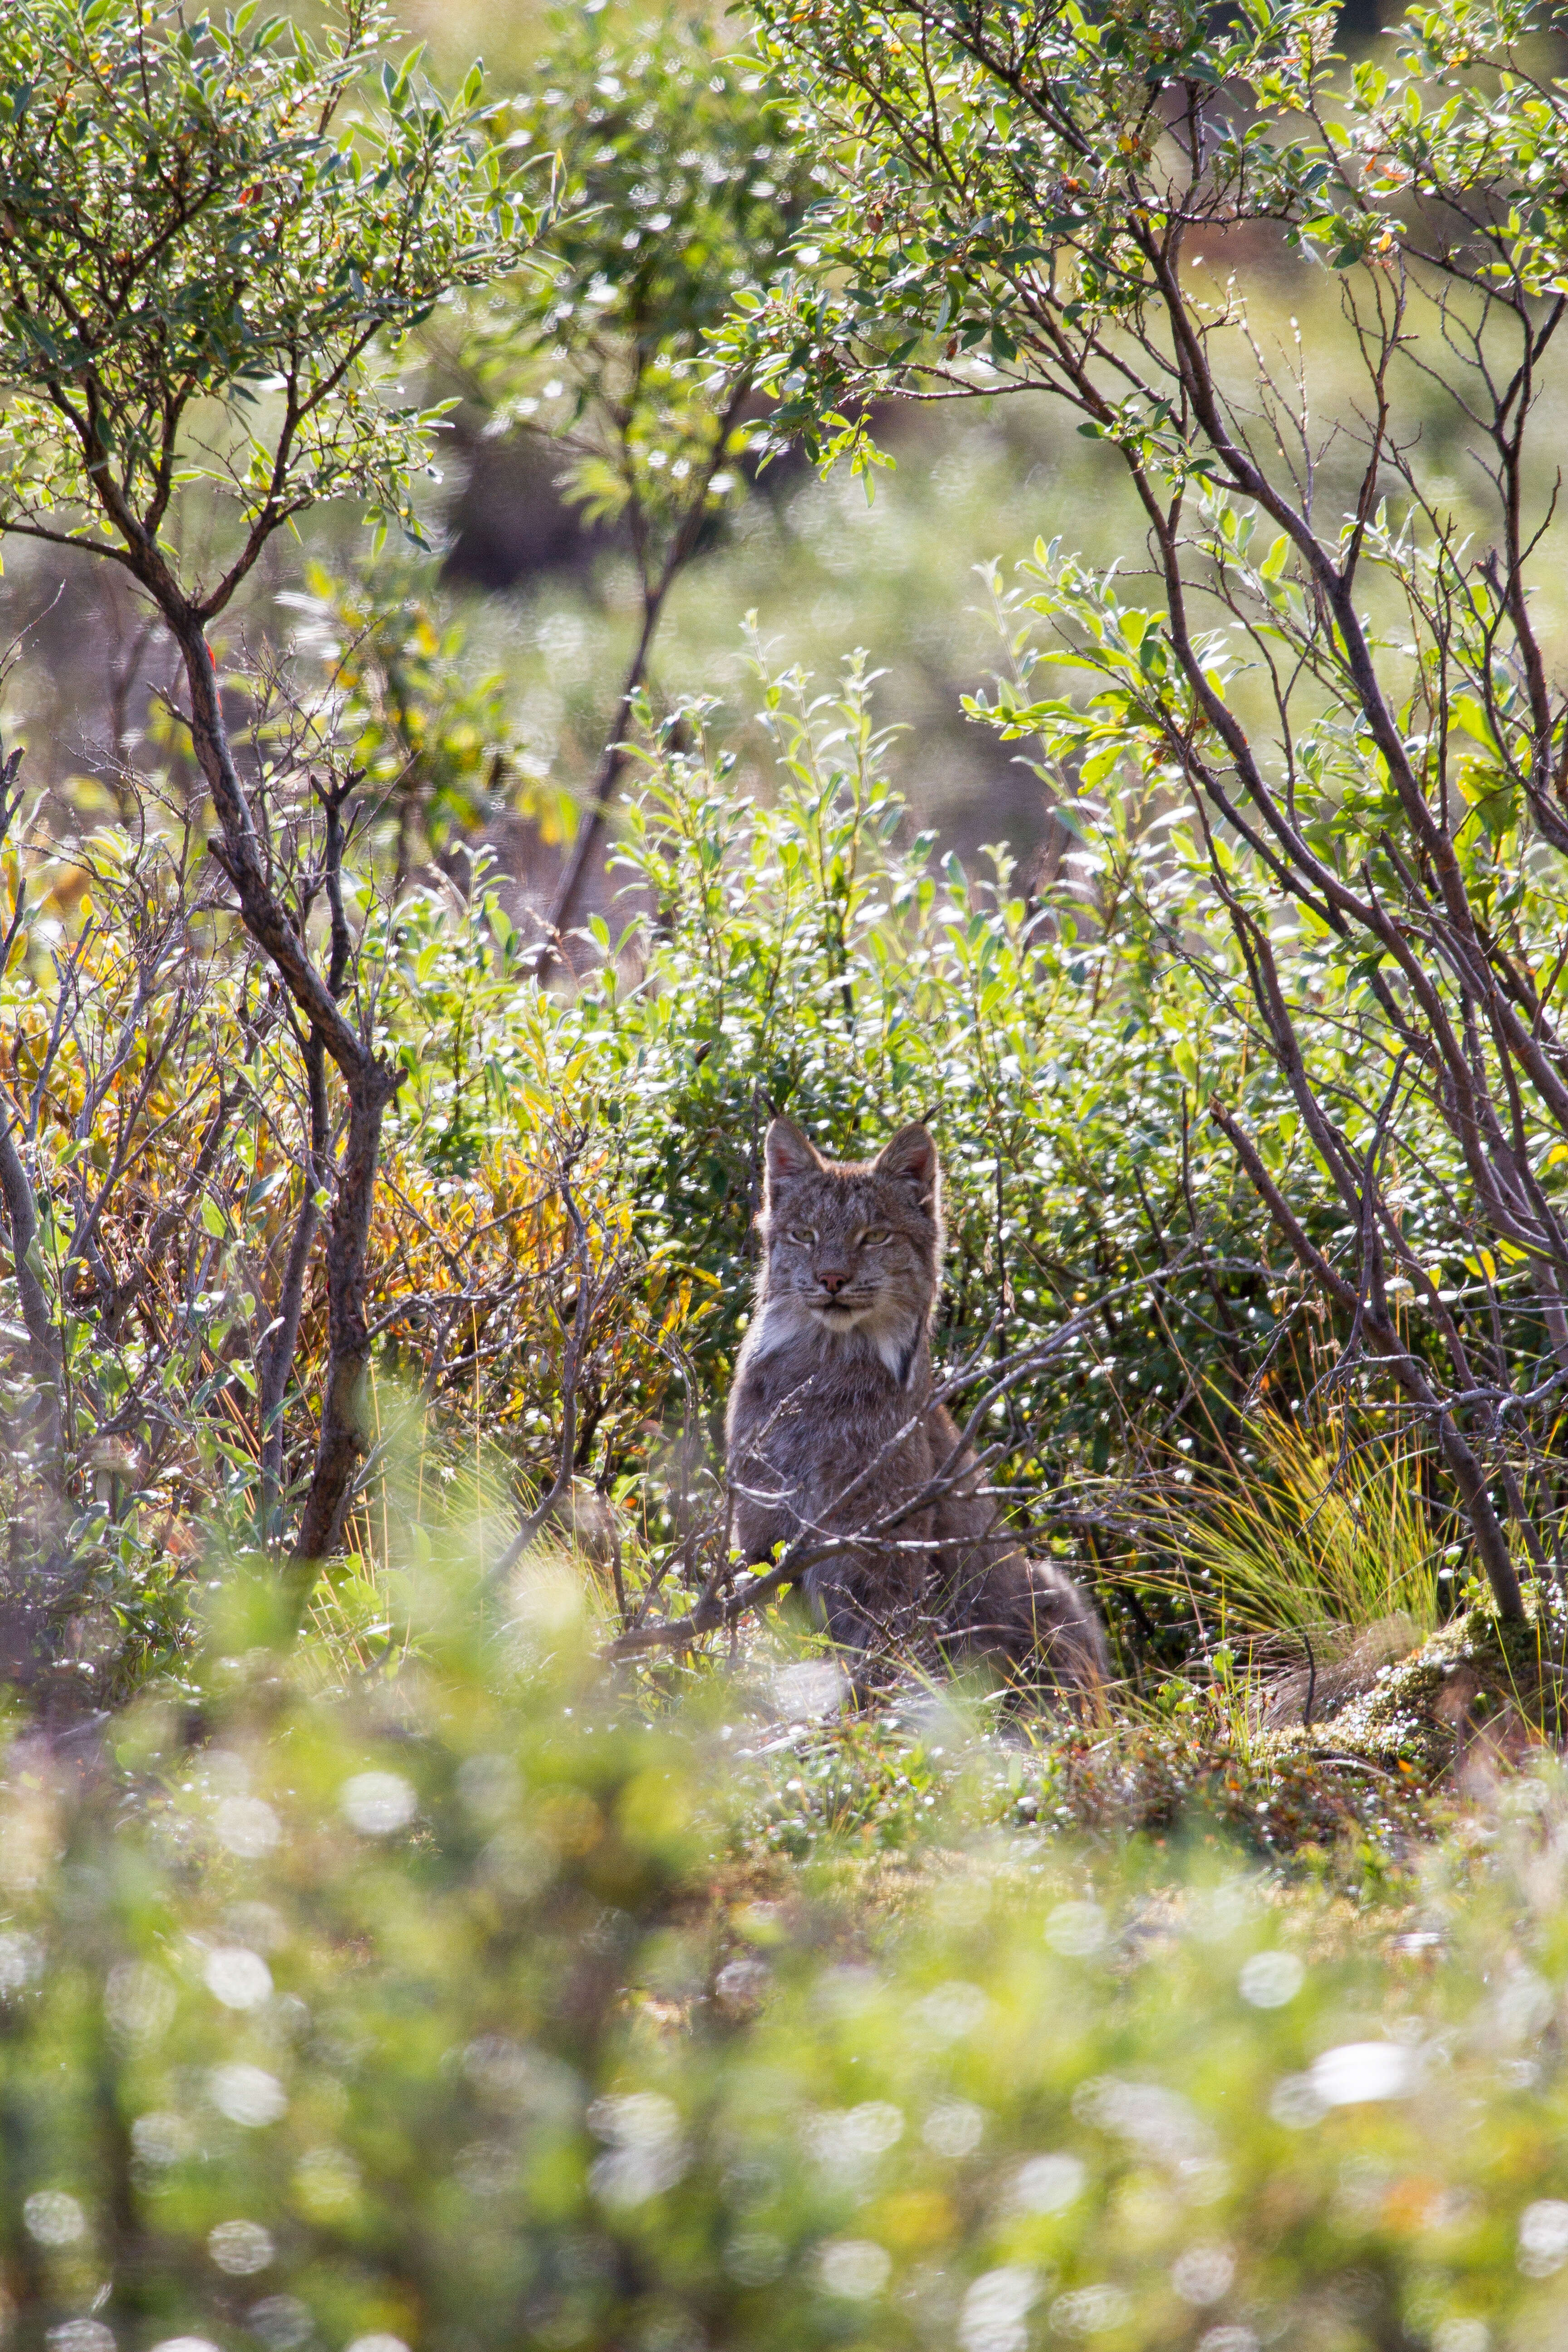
[0,0,549,610]
[729,0,1568,468]
[456,5,812,550]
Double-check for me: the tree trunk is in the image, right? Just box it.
[534,592,665,973]
[0,1116,61,1455]
[256,1032,326,1539]
[289,1063,397,1575]
[166,604,402,1593]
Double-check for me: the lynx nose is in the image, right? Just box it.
[817,1269,851,1294]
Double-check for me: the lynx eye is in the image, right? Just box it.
[861,1227,892,1245]
[787,1226,816,1245]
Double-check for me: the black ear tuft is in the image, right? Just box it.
[764,1116,823,1190]
[873,1122,939,1200]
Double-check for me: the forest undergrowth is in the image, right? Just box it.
[11,0,1568,2339]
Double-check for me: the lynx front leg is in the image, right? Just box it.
[803,1540,925,1690]
[802,1562,878,1654]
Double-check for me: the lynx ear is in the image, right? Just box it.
[764,1116,823,1189]
[874,1122,939,1201]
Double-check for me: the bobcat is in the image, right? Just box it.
[724,1116,1108,1698]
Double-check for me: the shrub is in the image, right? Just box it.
[4,1541,1568,2351]
[0,625,1503,1685]
[736,0,1568,1617]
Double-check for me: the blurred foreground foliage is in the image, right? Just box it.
[5,1544,1568,2352]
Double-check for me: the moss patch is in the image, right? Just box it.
[1014,1593,1568,1873]
[1272,1593,1568,1781]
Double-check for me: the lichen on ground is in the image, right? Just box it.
[1270,1590,1568,1783]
